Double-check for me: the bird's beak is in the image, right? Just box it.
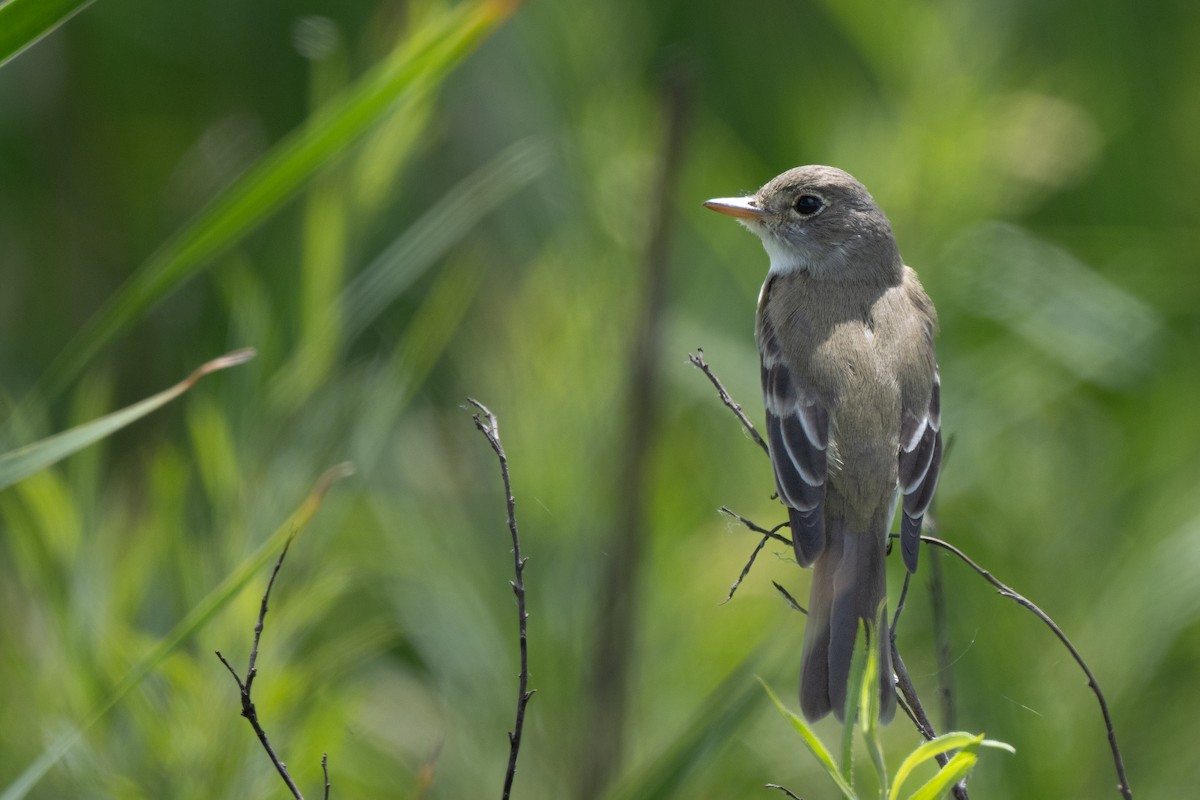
[703,196,767,220]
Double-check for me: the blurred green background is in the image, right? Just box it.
[2,0,1198,797]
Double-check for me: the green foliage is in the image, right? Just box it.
[37,0,517,398]
[1,0,1197,797]
[1,464,351,800]
[762,679,856,798]
[0,350,253,491]
[764,627,1012,800]
[0,0,95,68]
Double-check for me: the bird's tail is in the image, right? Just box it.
[799,522,895,723]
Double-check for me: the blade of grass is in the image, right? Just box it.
[38,0,521,398]
[840,623,869,784]
[859,626,887,797]
[267,136,548,410]
[275,40,353,408]
[607,645,774,800]
[0,0,96,69]
[761,678,857,800]
[0,462,354,800]
[341,136,550,342]
[0,349,255,491]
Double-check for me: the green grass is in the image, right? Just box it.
[2,0,1196,797]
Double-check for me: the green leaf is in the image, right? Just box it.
[39,0,519,397]
[0,349,255,492]
[858,625,888,796]
[340,137,550,343]
[0,462,354,800]
[890,732,1013,800]
[0,0,96,69]
[902,748,978,800]
[761,678,858,800]
[840,622,869,782]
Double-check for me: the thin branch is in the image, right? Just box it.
[321,753,330,800]
[890,569,914,633]
[468,399,535,800]
[688,349,769,456]
[765,784,805,799]
[921,535,1133,800]
[215,539,306,800]
[719,506,792,547]
[718,508,791,603]
[771,581,807,615]
[723,533,770,604]
[894,690,919,731]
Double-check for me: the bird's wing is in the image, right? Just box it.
[760,336,829,567]
[897,368,942,572]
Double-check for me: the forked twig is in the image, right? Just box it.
[469,399,535,800]
[718,507,791,604]
[215,540,308,800]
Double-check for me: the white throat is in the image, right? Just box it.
[760,233,809,275]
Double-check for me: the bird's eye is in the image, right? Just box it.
[794,194,823,216]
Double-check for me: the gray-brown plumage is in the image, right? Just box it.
[705,166,941,723]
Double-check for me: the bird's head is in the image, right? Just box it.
[705,165,900,282]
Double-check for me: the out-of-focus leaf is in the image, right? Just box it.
[341,137,551,342]
[942,222,1161,388]
[0,349,255,492]
[0,462,354,800]
[39,0,521,397]
[0,0,96,69]
[607,649,771,800]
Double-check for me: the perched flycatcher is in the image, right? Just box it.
[705,166,942,723]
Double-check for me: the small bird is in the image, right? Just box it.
[705,166,942,723]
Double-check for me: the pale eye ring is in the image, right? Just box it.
[793,194,823,215]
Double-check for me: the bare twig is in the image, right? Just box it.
[921,535,1133,800]
[215,540,306,800]
[890,570,914,633]
[720,506,792,546]
[688,349,769,456]
[765,784,805,799]
[718,507,791,603]
[469,399,535,800]
[723,533,770,604]
[321,753,330,800]
[771,581,807,615]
